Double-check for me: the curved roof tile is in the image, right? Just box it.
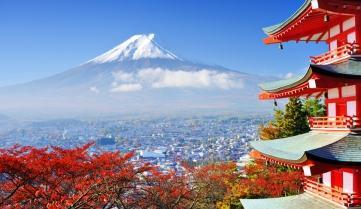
[250,132,347,163]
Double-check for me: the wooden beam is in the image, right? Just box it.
[315,91,325,99]
[316,30,328,43]
[306,93,313,98]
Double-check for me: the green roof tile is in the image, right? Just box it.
[250,132,348,162]
[259,58,361,92]
[307,134,361,164]
[263,0,312,35]
[241,192,343,209]
[259,73,308,92]
[311,57,361,77]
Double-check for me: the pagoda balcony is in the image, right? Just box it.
[304,178,361,207]
[310,43,361,65]
[308,116,361,131]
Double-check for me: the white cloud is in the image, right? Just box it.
[89,86,100,94]
[113,71,134,82]
[110,68,243,93]
[278,72,295,79]
[110,83,143,92]
[284,72,294,79]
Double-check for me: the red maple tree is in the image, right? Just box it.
[0,144,303,209]
[0,144,151,208]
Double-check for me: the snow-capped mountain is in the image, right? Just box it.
[0,34,272,119]
[89,34,179,63]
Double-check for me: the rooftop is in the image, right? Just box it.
[262,0,312,35]
[250,132,347,163]
[307,134,361,164]
[259,57,361,99]
[241,192,344,209]
[252,132,361,164]
[262,0,360,44]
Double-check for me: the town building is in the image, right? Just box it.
[241,0,361,208]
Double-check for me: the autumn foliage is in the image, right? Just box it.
[0,144,236,209]
[219,159,303,208]
[0,144,303,209]
[0,144,151,208]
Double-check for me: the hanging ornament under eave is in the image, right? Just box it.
[324,13,330,22]
[273,99,278,107]
[279,43,284,50]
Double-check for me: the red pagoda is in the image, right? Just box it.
[241,0,361,208]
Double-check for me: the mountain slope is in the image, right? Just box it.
[0,34,272,119]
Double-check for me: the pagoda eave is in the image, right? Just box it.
[255,151,308,169]
[250,132,349,164]
[259,59,361,100]
[262,0,360,45]
[263,36,282,45]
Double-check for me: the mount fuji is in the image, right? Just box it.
[0,34,272,119]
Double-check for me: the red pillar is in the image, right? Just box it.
[353,169,361,194]
[331,169,343,190]
[351,168,361,206]
[355,15,361,54]
[356,85,361,117]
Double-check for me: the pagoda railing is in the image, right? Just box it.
[310,43,361,65]
[304,178,361,207]
[308,116,361,130]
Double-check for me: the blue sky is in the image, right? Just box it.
[0,0,327,86]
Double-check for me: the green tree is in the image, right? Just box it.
[302,98,326,117]
[271,109,284,128]
[282,98,310,137]
[259,109,284,140]
[259,98,310,140]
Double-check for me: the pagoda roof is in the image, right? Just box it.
[251,132,361,164]
[259,57,361,94]
[312,57,361,78]
[241,192,343,209]
[250,132,347,163]
[259,73,309,93]
[307,134,361,165]
[263,0,312,36]
[262,0,359,44]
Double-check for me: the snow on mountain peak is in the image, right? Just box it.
[89,34,179,63]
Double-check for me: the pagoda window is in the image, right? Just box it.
[322,172,331,187]
[328,103,336,117]
[347,32,356,44]
[330,25,341,38]
[328,88,339,99]
[341,85,356,98]
[343,171,354,193]
[343,17,356,32]
[346,101,357,116]
[329,40,338,51]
